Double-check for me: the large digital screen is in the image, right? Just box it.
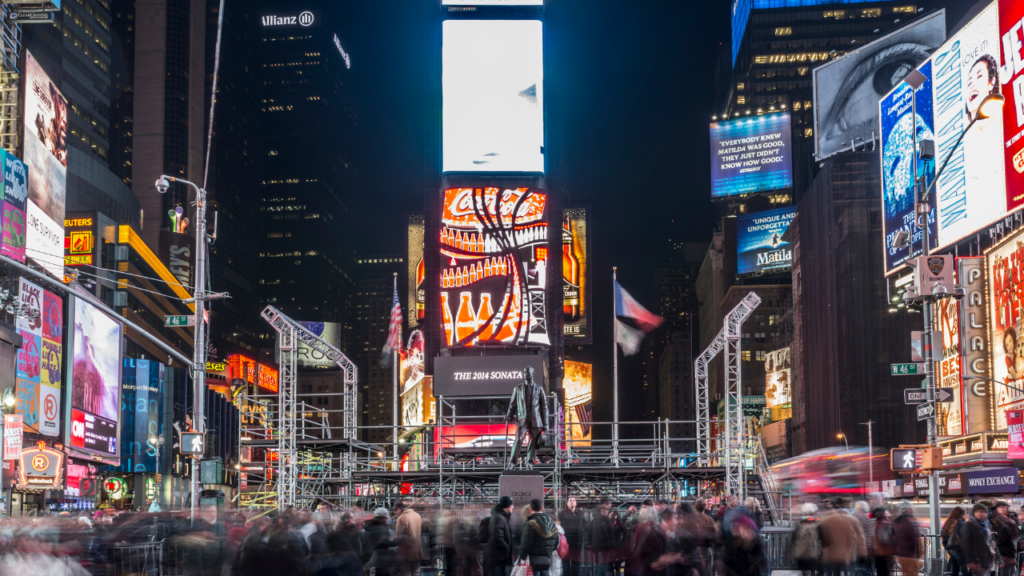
[710,113,792,198]
[736,207,795,275]
[408,216,424,328]
[813,10,945,161]
[65,296,123,463]
[443,0,542,4]
[934,297,963,436]
[295,321,342,368]
[880,60,937,275]
[433,354,547,398]
[563,361,592,448]
[764,347,791,411]
[987,230,1024,431]
[440,188,550,347]
[23,52,66,280]
[1,150,27,263]
[119,358,163,473]
[442,20,544,173]
[562,208,590,344]
[1000,0,1024,211]
[15,277,61,436]
[932,4,1007,251]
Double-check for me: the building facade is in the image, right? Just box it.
[355,256,405,444]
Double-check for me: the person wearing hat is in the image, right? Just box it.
[486,496,516,576]
[365,507,398,576]
[961,503,993,576]
[991,501,1019,576]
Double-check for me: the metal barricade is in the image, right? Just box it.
[762,527,796,570]
[108,541,164,576]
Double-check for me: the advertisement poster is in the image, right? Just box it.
[442,20,544,173]
[119,358,163,473]
[3,414,21,460]
[407,215,424,328]
[37,289,61,436]
[1,150,27,263]
[563,361,593,448]
[1008,410,1024,460]
[295,321,342,368]
[736,207,795,275]
[23,51,66,280]
[932,4,1007,251]
[1000,0,1024,210]
[764,347,791,414]
[813,11,945,161]
[66,297,122,462]
[709,112,793,198]
[440,187,550,347]
[16,277,42,433]
[936,296,963,436]
[563,208,590,343]
[987,232,1024,430]
[880,60,938,275]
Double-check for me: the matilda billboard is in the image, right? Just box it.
[710,112,793,198]
[736,207,795,275]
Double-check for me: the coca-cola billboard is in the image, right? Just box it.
[440,187,550,348]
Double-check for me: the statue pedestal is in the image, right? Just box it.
[499,471,544,509]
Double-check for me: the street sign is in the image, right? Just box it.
[935,387,955,403]
[891,363,925,376]
[917,402,935,421]
[891,448,917,471]
[164,315,195,327]
[180,432,205,455]
[904,389,928,404]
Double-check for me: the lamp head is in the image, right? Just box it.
[155,176,171,194]
[977,93,1005,120]
[3,394,13,408]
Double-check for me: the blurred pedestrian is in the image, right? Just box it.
[558,497,585,576]
[395,501,424,576]
[961,503,992,576]
[892,502,920,576]
[992,501,1019,576]
[852,501,874,576]
[791,503,822,576]
[519,499,559,576]
[819,498,865,576]
[941,507,966,576]
[743,498,764,530]
[693,498,718,576]
[486,496,515,576]
[365,508,397,576]
[871,508,895,576]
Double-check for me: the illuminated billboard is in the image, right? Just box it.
[442,20,544,173]
[736,207,794,275]
[120,358,163,473]
[764,347,790,413]
[710,112,792,198]
[813,10,945,161]
[934,297,963,436]
[879,60,937,275]
[1000,0,1024,211]
[987,231,1024,430]
[562,208,590,344]
[227,354,278,394]
[563,361,592,447]
[433,355,547,398]
[295,321,342,368]
[65,296,123,464]
[15,277,61,437]
[408,216,424,328]
[440,188,550,347]
[63,213,96,267]
[2,149,28,263]
[931,4,1007,251]
[443,0,542,4]
[23,51,67,280]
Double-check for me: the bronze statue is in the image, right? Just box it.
[505,365,548,470]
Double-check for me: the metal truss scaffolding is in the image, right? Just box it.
[724,292,760,498]
[695,330,726,465]
[261,306,358,511]
[0,5,19,155]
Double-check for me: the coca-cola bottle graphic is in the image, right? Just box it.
[562,217,581,321]
[441,292,455,346]
[477,293,495,342]
[415,257,425,321]
[455,292,477,345]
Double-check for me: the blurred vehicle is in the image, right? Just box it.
[771,446,889,496]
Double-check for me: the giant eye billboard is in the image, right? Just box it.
[440,187,550,347]
[736,207,795,275]
[442,20,544,173]
[64,297,123,464]
[709,113,793,198]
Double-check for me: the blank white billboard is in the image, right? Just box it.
[443,0,542,4]
[443,20,544,173]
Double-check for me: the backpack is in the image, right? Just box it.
[876,521,895,547]
[479,516,491,545]
[946,526,962,552]
[792,522,821,560]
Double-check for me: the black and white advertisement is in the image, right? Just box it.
[433,355,547,398]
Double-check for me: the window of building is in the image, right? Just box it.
[756,350,766,361]
[860,8,881,17]
[804,127,813,137]
[774,27,791,36]
[736,82,745,91]
[742,350,751,361]
[893,6,916,14]
[737,96,746,105]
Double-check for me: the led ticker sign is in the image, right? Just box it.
[227,354,278,393]
[440,188,550,347]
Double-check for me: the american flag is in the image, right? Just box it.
[575,403,593,437]
[380,283,402,366]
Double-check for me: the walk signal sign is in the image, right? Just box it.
[181,432,205,456]
[891,448,917,471]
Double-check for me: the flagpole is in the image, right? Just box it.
[612,266,619,467]
[393,272,399,471]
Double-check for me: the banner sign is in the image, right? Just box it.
[1009,410,1024,460]
[3,414,22,460]
[966,466,1020,495]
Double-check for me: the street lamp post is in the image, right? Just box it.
[900,68,1004,550]
[836,433,849,452]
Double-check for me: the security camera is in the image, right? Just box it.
[155,176,170,194]
[890,229,911,250]
[931,284,948,297]
[903,286,919,301]
[950,285,966,301]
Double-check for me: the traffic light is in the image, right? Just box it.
[891,448,916,471]
[921,447,943,471]
[181,432,205,456]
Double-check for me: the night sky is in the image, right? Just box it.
[326,0,982,424]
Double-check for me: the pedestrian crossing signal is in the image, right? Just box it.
[890,448,917,471]
[181,432,205,455]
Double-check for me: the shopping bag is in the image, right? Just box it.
[511,559,531,576]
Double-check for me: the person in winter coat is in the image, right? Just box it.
[558,497,585,576]
[819,502,866,576]
[790,503,822,576]
[519,499,560,576]
[992,501,1019,576]
[365,508,398,576]
[893,503,921,576]
[941,507,967,576]
[961,503,992,576]
[853,501,875,568]
[872,508,895,576]
[486,496,515,576]
[720,511,768,576]
[394,502,424,576]
[589,500,615,576]
[693,499,719,576]
[551,523,568,576]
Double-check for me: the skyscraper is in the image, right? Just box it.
[355,256,405,444]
